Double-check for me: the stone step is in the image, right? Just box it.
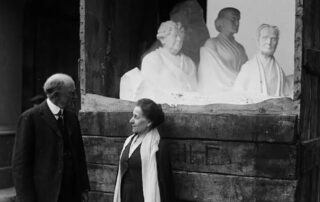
[0,187,15,202]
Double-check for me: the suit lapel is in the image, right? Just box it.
[39,101,63,137]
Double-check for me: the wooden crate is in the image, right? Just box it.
[79,98,301,202]
[78,0,320,201]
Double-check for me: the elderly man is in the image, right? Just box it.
[12,73,90,202]
[234,24,291,97]
[198,7,248,94]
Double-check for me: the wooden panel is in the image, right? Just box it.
[305,49,320,76]
[303,0,314,50]
[296,171,310,202]
[315,0,320,48]
[87,164,117,193]
[296,166,320,202]
[300,138,320,173]
[81,94,299,115]
[87,164,296,202]
[310,75,318,139]
[300,69,312,140]
[79,0,86,95]
[88,191,113,202]
[84,137,125,166]
[80,111,297,143]
[300,68,320,141]
[83,136,297,179]
[168,140,296,179]
[294,0,303,100]
[174,171,296,202]
[161,114,296,143]
[299,1,320,201]
[81,0,111,95]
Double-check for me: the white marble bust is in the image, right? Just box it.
[234,24,292,97]
[198,7,248,94]
[120,21,197,104]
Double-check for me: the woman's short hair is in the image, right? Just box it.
[156,21,184,44]
[214,7,240,32]
[257,24,280,39]
[136,98,165,129]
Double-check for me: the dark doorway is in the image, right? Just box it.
[22,0,80,110]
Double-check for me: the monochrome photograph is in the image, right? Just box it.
[0,0,319,201]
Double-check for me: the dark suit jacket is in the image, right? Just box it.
[12,101,90,202]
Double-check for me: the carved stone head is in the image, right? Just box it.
[157,21,185,55]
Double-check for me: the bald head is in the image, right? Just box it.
[43,73,75,98]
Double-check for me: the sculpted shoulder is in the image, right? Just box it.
[203,38,218,51]
[141,49,163,70]
[237,59,258,83]
[183,54,196,69]
[142,48,163,62]
[241,57,256,70]
[237,42,246,52]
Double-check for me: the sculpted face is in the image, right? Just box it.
[258,27,279,56]
[129,106,151,134]
[220,11,240,35]
[162,26,185,55]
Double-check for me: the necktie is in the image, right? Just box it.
[56,110,64,129]
[56,110,71,152]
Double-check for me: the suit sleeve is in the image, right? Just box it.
[75,116,90,192]
[12,113,36,202]
[157,141,175,202]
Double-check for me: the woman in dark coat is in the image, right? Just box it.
[113,98,175,202]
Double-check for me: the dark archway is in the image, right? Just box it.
[22,0,80,110]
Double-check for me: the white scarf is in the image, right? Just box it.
[113,129,161,202]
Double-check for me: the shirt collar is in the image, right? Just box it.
[46,98,63,116]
